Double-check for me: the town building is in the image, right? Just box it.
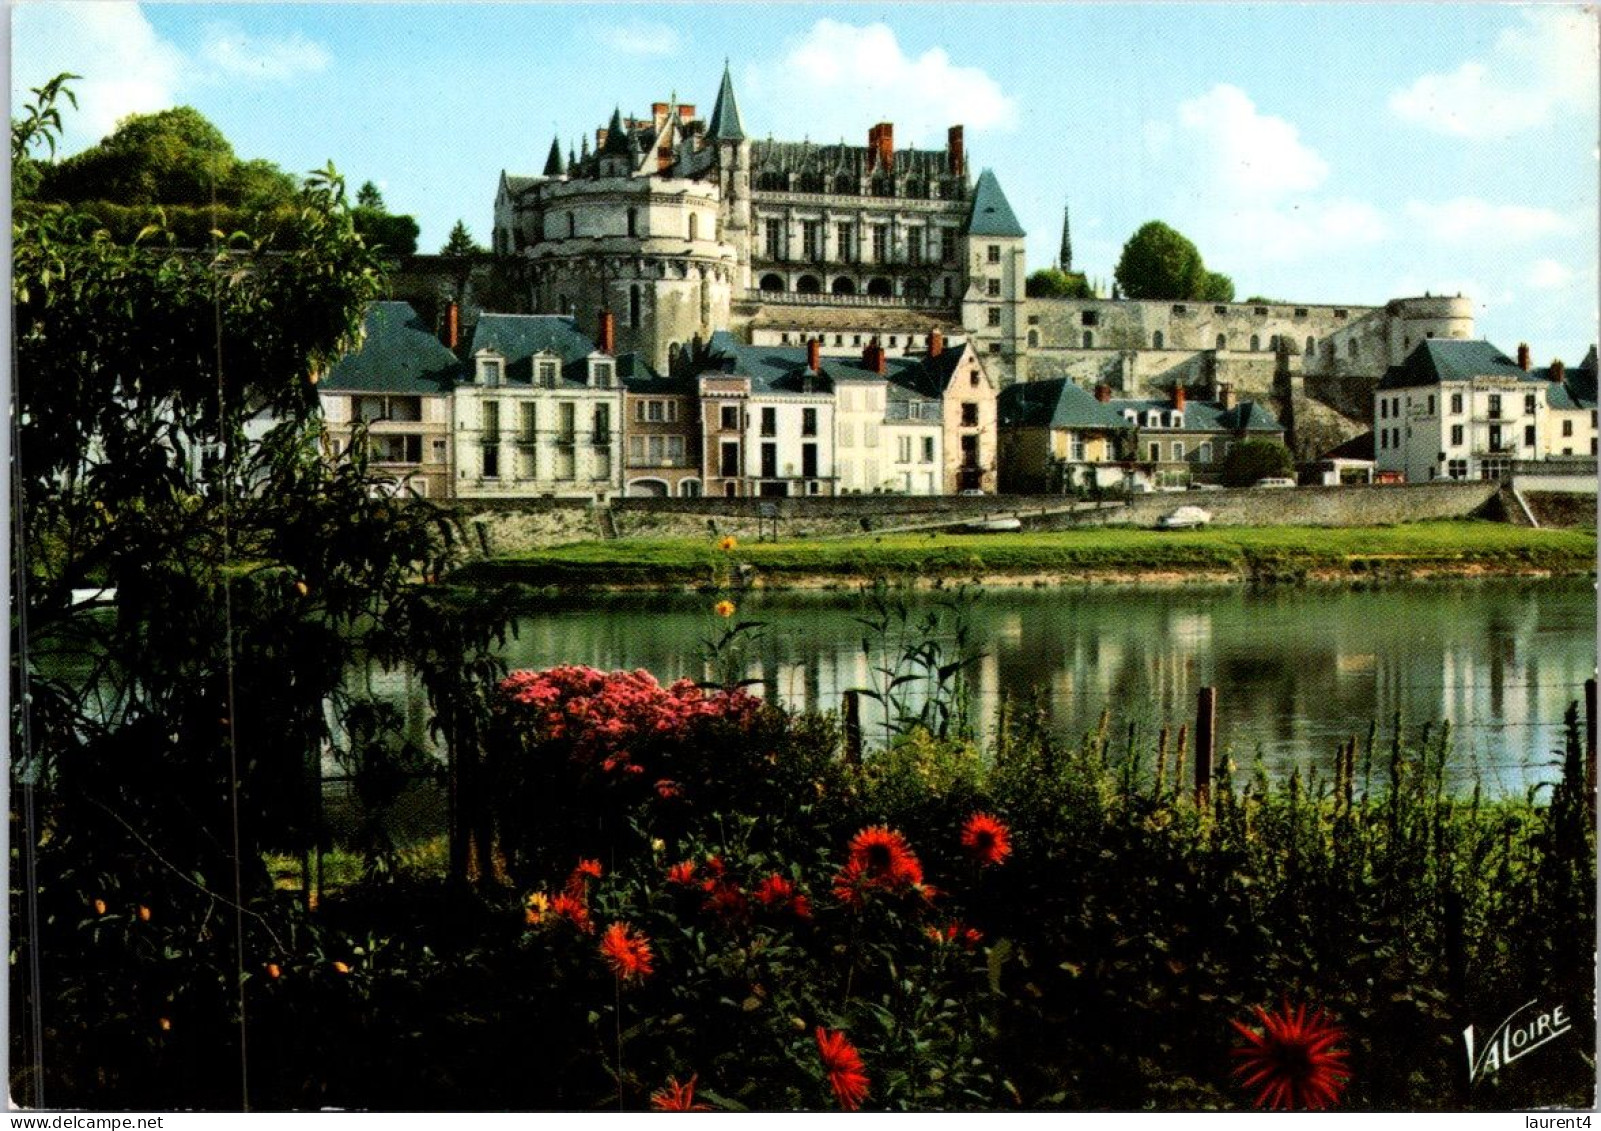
[456,312,628,499]
[623,370,701,497]
[698,332,837,497]
[996,376,1131,493]
[1109,386,1284,488]
[1374,339,1599,482]
[319,301,458,498]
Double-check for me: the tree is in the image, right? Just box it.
[12,77,506,1108]
[352,207,420,255]
[1199,272,1235,302]
[1025,267,1095,299]
[36,105,298,208]
[356,179,385,210]
[440,219,485,257]
[1218,438,1295,487]
[1114,221,1222,301]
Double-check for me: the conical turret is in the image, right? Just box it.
[707,61,745,142]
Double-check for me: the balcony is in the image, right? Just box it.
[744,289,956,312]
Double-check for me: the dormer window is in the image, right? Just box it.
[590,360,615,388]
[479,358,503,386]
[535,358,559,388]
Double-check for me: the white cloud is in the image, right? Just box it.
[12,2,186,147]
[12,3,333,151]
[1404,198,1570,244]
[749,21,1016,145]
[1389,9,1598,137]
[198,24,332,81]
[1206,198,1389,265]
[595,20,681,57]
[1175,84,1328,200]
[1527,258,1576,290]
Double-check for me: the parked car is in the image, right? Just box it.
[964,517,1023,532]
[958,488,987,496]
[1254,477,1296,489]
[1156,505,1212,530]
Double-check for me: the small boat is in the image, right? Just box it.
[1156,506,1212,530]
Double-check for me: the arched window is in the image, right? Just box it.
[630,284,642,328]
[1153,330,1165,349]
[687,213,699,241]
[866,277,892,298]
[831,277,857,295]
[1305,336,1316,355]
[1027,329,1039,348]
[759,274,785,293]
[1083,330,1094,348]
[1250,334,1260,351]
[1216,333,1227,351]
[796,275,822,294]
[627,208,637,237]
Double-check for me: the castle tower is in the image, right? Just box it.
[707,62,752,293]
[961,169,1028,385]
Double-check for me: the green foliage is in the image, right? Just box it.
[440,219,485,257]
[1219,438,1296,487]
[353,207,420,256]
[36,105,299,208]
[356,180,386,210]
[1025,268,1095,299]
[11,78,511,1109]
[1114,221,1233,302]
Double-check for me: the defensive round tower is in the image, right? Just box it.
[1383,295,1476,365]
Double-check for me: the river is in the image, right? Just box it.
[472,578,1596,795]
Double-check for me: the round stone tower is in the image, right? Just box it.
[1383,294,1476,365]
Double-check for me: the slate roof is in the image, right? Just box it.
[1108,396,1283,434]
[966,169,1025,238]
[1377,339,1537,391]
[706,64,745,142]
[1537,352,1597,411]
[998,378,1128,431]
[701,332,974,402]
[323,302,461,394]
[468,314,606,386]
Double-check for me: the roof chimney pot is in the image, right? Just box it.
[598,309,616,356]
[807,337,821,373]
[1094,383,1111,403]
[929,328,944,358]
[1517,342,1531,371]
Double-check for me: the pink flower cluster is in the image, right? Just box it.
[499,665,760,777]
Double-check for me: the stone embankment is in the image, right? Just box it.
[449,481,1508,557]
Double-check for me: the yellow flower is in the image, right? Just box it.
[295,580,310,598]
[524,891,551,926]
[331,960,351,975]
[715,600,736,618]
[650,838,666,854]
[718,535,737,552]
[137,905,151,922]
[92,899,106,916]
[158,1018,171,1032]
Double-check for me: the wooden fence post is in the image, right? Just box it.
[842,690,862,766]
[1195,686,1216,807]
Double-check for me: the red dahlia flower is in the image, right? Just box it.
[815,1027,870,1111]
[961,812,1012,866]
[550,891,593,933]
[833,826,924,906]
[1231,1002,1350,1111]
[650,1074,710,1111]
[754,874,812,919]
[666,860,697,885]
[599,921,655,982]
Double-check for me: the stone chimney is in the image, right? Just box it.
[598,310,616,356]
[1173,385,1187,411]
[868,122,894,172]
[1551,359,1567,383]
[1094,383,1112,403]
[947,126,964,177]
[862,337,886,375]
[678,104,695,122]
[1517,342,1531,371]
[807,337,821,373]
[1218,382,1236,410]
[652,102,669,128]
[929,328,944,358]
[444,301,459,350]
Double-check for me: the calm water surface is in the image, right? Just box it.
[485,579,1596,794]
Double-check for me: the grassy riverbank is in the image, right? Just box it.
[454,521,1597,590]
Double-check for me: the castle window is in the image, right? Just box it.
[802,221,821,261]
[1082,330,1094,348]
[904,178,924,198]
[837,222,855,263]
[1348,339,1358,359]
[479,358,502,386]
[872,225,889,263]
[567,214,575,238]
[1254,306,1268,316]
[1027,329,1039,348]
[536,359,559,388]
[987,279,1001,297]
[904,279,928,300]
[1334,308,1348,318]
[987,245,1001,264]
[798,172,824,194]
[765,220,783,260]
[870,175,894,197]
[1172,305,1187,315]
[1081,311,1098,327]
[1305,336,1315,355]
[1295,308,1308,318]
[831,276,856,295]
[907,228,923,265]
[835,174,856,195]
[630,285,641,329]
[1216,334,1227,350]
[835,335,844,346]
[866,277,892,298]
[988,308,1002,327]
[889,336,898,347]
[627,208,637,237]
[1152,331,1164,349]
[688,213,699,241]
[796,275,822,294]
[1214,305,1227,314]
[759,273,785,293]
[1250,334,1261,351]
[759,172,787,191]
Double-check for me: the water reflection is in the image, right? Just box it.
[480,579,1594,795]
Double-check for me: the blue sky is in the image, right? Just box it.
[14,3,1598,361]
